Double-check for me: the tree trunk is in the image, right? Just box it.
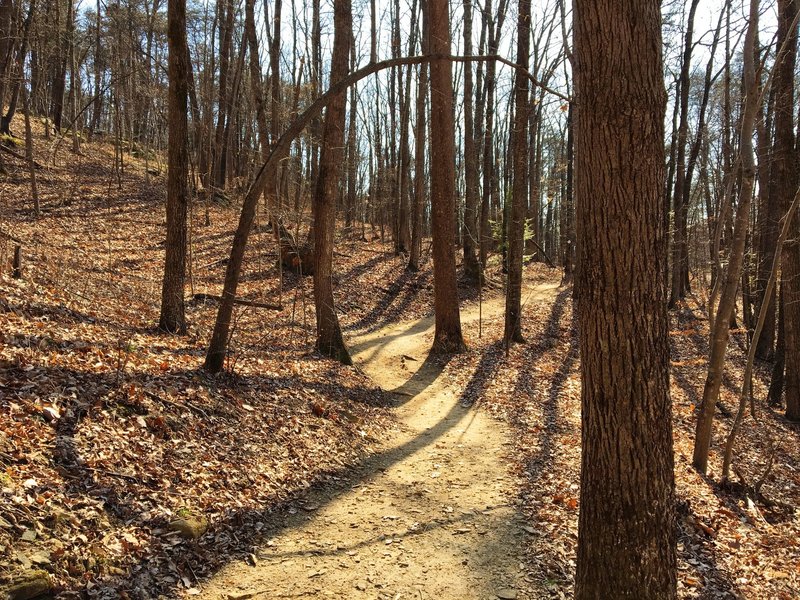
[312,0,352,365]
[24,92,39,217]
[669,0,700,307]
[774,0,800,421]
[212,0,233,190]
[90,0,103,137]
[158,0,190,334]
[768,283,786,405]
[0,0,12,116]
[1,0,36,136]
[50,0,69,133]
[428,0,465,354]
[461,0,481,284]
[408,1,428,273]
[693,0,761,474]
[504,0,530,345]
[573,0,676,596]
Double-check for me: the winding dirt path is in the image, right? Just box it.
[199,283,559,600]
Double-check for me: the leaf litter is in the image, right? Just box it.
[0,122,797,599]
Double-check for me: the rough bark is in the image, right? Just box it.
[158,0,190,334]
[312,0,352,365]
[428,0,465,354]
[573,0,676,596]
[504,0,530,345]
[775,0,800,421]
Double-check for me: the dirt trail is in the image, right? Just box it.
[199,284,559,600]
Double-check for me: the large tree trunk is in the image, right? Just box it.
[427,0,465,354]
[573,0,676,596]
[159,0,190,334]
[312,0,352,365]
[503,0,530,345]
[777,0,800,421]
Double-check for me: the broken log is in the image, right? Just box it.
[190,293,281,311]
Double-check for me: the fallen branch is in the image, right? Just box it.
[0,141,43,168]
[143,390,210,420]
[0,227,23,244]
[191,293,282,311]
[524,240,556,268]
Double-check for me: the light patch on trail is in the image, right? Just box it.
[197,284,559,600]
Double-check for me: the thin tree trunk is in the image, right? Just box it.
[693,0,761,474]
[669,0,701,306]
[1,0,35,135]
[408,1,428,273]
[24,92,40,217]
[461,0,481,283]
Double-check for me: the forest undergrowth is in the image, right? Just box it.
[0,124,798,599]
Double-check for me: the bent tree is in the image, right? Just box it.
[201,54,556,371]
[693,0,760,473]
[573,0,676,596]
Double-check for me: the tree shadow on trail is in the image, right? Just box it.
[343,270,431,334]
[73,310,519,597]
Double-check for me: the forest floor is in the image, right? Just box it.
[0,122,799,600]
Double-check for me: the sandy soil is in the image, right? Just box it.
[197,284,559,600]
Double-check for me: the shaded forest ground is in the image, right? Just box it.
[0,122,798,599]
